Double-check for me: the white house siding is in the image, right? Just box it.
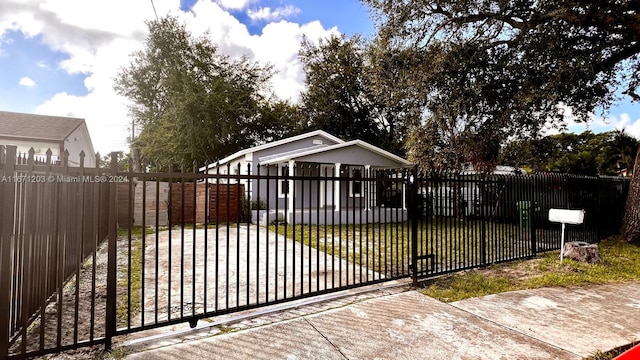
[64,125,96,167]
[293,145,404,168]
[2,139,61,161]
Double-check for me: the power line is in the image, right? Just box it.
[150,0,158,20]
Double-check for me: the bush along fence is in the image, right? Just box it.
[0,147,630,359]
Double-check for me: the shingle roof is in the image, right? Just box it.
[0,111,84,141]
[199,130,345,171]
[258,140,413,167]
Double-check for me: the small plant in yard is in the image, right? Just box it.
[216,325,237,334]
[105,346,129,360]
[250,198,267,210]
[586,341,638,360]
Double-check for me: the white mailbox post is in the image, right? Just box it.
[548,209,585,262]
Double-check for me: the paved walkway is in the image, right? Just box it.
[122,281,640,359]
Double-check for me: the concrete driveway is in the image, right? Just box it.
[130,225,381,326]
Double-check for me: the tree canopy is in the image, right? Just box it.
[500,130,638,175]
[114,16,299,168]
[362,0,640,172]
[298,34,407,155]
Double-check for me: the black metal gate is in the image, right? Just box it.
[107,162,414,344]
[1,146,630,359]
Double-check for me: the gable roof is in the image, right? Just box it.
[200,130,345,171]
[0,111,85,142]
[201,130,413,171]
[259,140,413,167]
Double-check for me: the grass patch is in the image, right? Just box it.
[216,325,237,334]
[269,220,559,275]
[586,340,639,360]
[115,226,155,327]
[420,273,515,302]
[115,237,143,327]
[105,346,129,360]
[420,236,640,302]
[269,222,411,273]
[117,225,156,239]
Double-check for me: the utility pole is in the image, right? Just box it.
[150,0,158,20]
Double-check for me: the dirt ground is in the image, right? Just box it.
[13,236,133,359]
[20,225,380,359]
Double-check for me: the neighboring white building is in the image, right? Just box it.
[200,130,413,224]
[462,164,525,175]
[0,111,96,167]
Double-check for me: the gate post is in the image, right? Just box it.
[0,145,17,358]
[529,175,537,257]
[480,175,487,265]
[105,152,119,350]
[409,167,419,286]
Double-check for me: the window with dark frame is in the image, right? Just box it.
[351,168,362,197]
[279,164,289,196]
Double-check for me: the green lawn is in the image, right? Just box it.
[420,236,640,302]
[269,219,559,276]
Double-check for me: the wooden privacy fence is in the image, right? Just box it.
[170,182,246,224]
[116,181,246,226]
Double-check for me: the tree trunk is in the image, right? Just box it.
[623,145,640,243]
[131,146,142,173]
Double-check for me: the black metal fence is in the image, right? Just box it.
[0,146,111,358]
[0,148,631,359]
[411,173,629,277]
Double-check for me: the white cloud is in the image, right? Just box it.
[215,0,252,10]
[35,60,49,69]
[19,76,36,87]
[0,0,337,154]
[542,103,640,140]
[619,114,640,139]
[247,5,301,22]
[588,112,640,139]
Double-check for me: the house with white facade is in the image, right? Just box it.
[0,111,96,167]
[200,130,413,224]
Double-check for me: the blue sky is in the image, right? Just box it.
[0,0,638,154]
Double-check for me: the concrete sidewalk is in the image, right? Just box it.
[123,281,640,360]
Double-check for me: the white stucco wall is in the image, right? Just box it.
[0,139,61,162]
[64,125,96,167]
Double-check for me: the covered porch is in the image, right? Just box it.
[255,140,412,225]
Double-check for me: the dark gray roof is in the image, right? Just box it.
[0,111,85,141]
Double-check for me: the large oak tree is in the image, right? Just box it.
[298,34,407,155]
[362,0,640,241]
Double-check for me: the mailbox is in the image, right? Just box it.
[548,209,584,225]
[548,208,585,262]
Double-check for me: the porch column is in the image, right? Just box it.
[334,163,341,211]
[402,176,407,210]
[365,165,371,211]
[288,160,295,221]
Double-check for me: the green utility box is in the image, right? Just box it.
[517,201,531,228]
